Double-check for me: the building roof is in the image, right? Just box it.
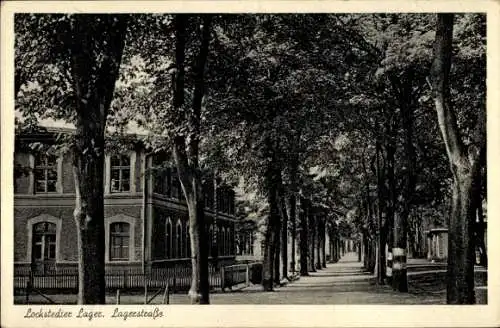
[15,110,150,137]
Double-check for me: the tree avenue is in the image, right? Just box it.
[14,13,486,304]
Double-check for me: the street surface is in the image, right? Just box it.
[123,252,447,305]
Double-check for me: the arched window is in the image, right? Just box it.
[176,220,182,258]
[214,225,220,256]
[236,233,242,255]
[32,222,57,262]
[109,222,130,261]
[185,223,191,258]
[249,232,254,255]
[220,227,226,256]
[208,224,214,257]
[228,228,233,255]
[165,218,172,258]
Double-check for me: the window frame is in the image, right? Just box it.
[27,214,62,263]
[105,215,136,263]
[165,217,173,259]
[227,227,233,255]
[29,153,63,195]
[185,223,191,258]
[208,224,213,257]
[32,222,57,261]
[220,227,226,256]
[105,152,136,194]
[109,222,130,261]
[110,155,131,193]
[175,220,183,258]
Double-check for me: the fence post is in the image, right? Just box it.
[162,284,170,305]
[124,270,128,289]
[220,267,225,292]
[144,284,148,305]
[116,289,120,305]
[26,273,32,304]
[246,264,250,286]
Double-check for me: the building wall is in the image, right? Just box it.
[14,200,143,264]
[14,136,237,272]
[61,152,74,193]
[151,205,189,261]
[14,205,76,262]
[14,149,145,197]
[14,152,31,194]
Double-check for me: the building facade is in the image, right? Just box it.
[13,129,237,277]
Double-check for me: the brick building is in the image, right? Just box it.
[13,127,237,277]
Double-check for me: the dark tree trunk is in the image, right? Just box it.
[308,213,316,272]
[333,234,338,263]
[262,187,280,290]
[279,188,289,280]
[362,233,368,269]
[430,13,485,304]
[287,193,297,274]
[368,239,377,273]
[476,168,487,267]
[331,227,338,263]
[73,135,106,305]
[274,236,281,285]
[299,197,309,276]
[446,176,478,303]
[321,222,327,268]
[184,190,210,303]
[357,239,362,262]
[173,137,210,304]
[334,235,338,262]
[274,205,282,285]
[366,241,371,271]
[337,238,342,261]
[262,207,278,291]
[262,152,282,291]
[315,217,322,270]
[390,65,417,293]
[172,14,212,304]
[375,137,386,284]
[385,118,396,285]
[360,149,377,273]
[391,213,408,292]
[378,227,387,285]
[70,14,128,305]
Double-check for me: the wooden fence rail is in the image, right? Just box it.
[14,262,262,295]
[221,262,263,291]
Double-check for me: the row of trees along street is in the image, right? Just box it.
[15,13,485,304]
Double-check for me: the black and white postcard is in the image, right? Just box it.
[1,1,499,327]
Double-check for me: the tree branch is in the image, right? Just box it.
[430,13,465,167]
[188,14,213,167]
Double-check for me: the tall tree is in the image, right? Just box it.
[299,197,310,275]
[171,14,213,304]
[15,14,129,304]
[429,13,486,304]
[71,14,129,305]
